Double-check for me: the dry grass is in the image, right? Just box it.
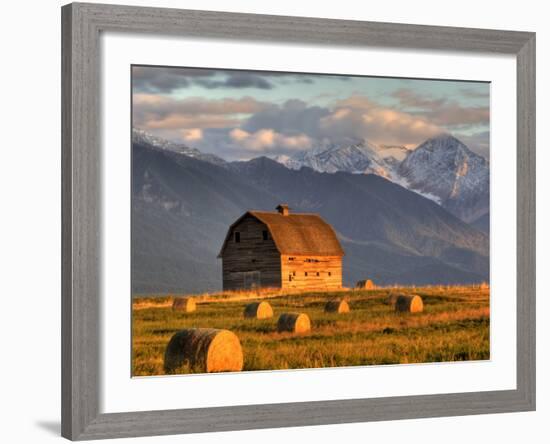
[132,286,354,310]
[132,285,490,376]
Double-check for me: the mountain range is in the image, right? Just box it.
[274,140,398,180]
[275,135,489,225]
[133,128,226,166]
[132,129,490,294]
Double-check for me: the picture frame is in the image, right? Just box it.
[61,2,536,440]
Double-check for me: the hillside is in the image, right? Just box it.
[132,137,489,293]
[132,141,279,293]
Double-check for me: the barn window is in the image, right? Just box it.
[262,230,268,240]
[328,272,332,277]
[235,232,241,243]
[288,257,295,261]
[305,272,308,277]
[293,271,296,276]
[316,272,320,276]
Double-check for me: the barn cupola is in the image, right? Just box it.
[276,204,290,216]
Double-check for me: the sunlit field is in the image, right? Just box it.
[132,285,490,376]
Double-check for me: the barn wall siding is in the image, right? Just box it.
[221,215,281,290]
[280,254,342,291]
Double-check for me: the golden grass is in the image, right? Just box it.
[132,285,490,376]
[132,286,354,310]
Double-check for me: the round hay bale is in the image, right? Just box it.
[164,328,243,374]
[386,293,400,306]
[244,301,273,319]
[355,279,375,290]
[277,312,311,333]
[324,299,350,314]
[172,297,196,312]
[395,294,423,313]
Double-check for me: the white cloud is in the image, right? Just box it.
[319,95,443,148]
[180,128,203,142]
[229,128,313,151]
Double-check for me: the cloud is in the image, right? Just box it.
[458,130,490,158]
[133,94,269,129]
[133,94,267,115]
[132,66,358,93]
[229,128,313,151]
[317,95,443,148]
[145,115,241,130]
[223,94,447,155]
[133,67,276,92]
[133,79,490,159]
[195,73,274,90]
[391,88,489,127]
[425,105,489,127]
[243,99,331,136]
[391,89,447,109]
[180,128,203,142]
[132,67,334,93]
[132,66,215,93]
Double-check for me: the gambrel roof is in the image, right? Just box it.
[218,209,345,258]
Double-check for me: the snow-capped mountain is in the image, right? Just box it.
[275,140,396,179]
[398,134,489,223]
[377,145,410,167]
[133,128,489,225]
[273,134,489,224]
[132,128,226,166]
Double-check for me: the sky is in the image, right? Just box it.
[132,65,490,161]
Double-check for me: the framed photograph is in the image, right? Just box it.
[62,2,535,440]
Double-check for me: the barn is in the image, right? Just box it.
[218,204,344,291]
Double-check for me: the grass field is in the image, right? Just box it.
[132,286,490,376]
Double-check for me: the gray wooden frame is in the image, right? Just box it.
[61,2,536,440]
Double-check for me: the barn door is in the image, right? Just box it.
[243,271,261,289]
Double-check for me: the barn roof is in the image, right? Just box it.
[218,209,345,257]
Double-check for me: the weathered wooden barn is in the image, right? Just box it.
[218,204,344,291]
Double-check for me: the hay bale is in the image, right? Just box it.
[172,297,196,312]
[244,301,273,319]
[386,293,400,306]
[324,299,350,313]
[164,328,243,373]
[395,294,423,313]
[355,279,375,290]
[277,312,311,333]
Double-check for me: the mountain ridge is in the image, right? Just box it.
[275,133,489,222]
[132,135,489,293]
[398,134,489,222]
